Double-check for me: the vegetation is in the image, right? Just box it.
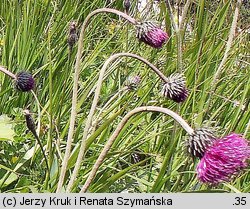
[0,0,249,193]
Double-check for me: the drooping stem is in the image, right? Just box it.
[0,66,16,79]
[57,8,137,192]
[23,109,49,172]
[66,52,170,192]
[204,0,241,116]
[80,106,194,192]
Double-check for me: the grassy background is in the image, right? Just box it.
[0,0,249,192]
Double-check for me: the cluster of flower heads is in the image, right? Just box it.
[1,6,248,187]
[187,129,250,184]
[130,9,250,185]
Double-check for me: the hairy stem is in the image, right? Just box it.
[204,0,241,116]
[165,0,184,73]
[0,66,16,79]
[66,52,170,192]
[80,106,193,192]
[179,0,192,31]
[57,8,137,193]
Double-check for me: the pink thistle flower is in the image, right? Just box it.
[197,133,250,184]
[136,21,169,48]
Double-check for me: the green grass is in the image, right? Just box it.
[0,0,249,193]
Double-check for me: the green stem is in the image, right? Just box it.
[165,0,183,73]
[45,30,53,189]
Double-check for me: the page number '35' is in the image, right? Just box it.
[234,197,247,206]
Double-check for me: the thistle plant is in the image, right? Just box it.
[161,73,188,103]
[57,8,137,192]
[126,75,141,90]
[57,7,169,192]
[0,66,35,92]
[80,106,194,192]
[23,109,49,171]
[188,129,250,184]
[65,52,187,192]
[80,106,250,192]
[123,0,131,14]
[68,21,78,52]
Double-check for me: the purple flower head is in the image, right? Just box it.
[161,73,189,103]
[197,133,250,184]
[136,21,169,48]
[15,71,35,92]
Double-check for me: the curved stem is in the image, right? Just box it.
[66,52,170,192]
[0,66,16,79]
[80,106,193,192]
[57,8,137,193]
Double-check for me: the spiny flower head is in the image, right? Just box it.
[136,21,168,48]
[161,73,188,103]
[197,133,250,184]
[187,128,216,158]
[15,71,35,92]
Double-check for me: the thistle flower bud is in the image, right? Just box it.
[136,21,169,48]
[24,109,49,170]
[123,0,131,14]
[126,75,141,90]
[187,128,216,158]
[68,21,78,50]
[161,73,188,103]
[15,71,35,92]
[23,109,37,135]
